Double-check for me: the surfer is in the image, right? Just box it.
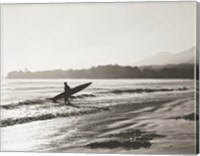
[52,82,92,104]
[64,82,71,105]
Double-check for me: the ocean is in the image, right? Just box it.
[0,79,196,154]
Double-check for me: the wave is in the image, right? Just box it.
[106,87,189,94]
[17,86,60,90]
[1,99,45,110]
[2,93,96,110]
[1,106,109,127]
[70,94,96,99]
[4,87,60,91]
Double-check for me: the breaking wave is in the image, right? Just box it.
[2,93,96,110]
[1,106,109,127]
[1,99,45,110]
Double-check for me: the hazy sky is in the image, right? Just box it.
[1,2,196,75]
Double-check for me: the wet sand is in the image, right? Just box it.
[1,96,197,154]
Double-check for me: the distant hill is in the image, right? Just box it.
[134,47,195,66]
[7,64,194,79]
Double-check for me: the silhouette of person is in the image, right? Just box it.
[64,82,71,104]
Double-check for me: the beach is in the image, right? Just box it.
[1,79,197,154]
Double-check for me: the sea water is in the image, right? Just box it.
[1,79,194,127]
[0,79,196,153]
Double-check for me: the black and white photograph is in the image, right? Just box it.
[0,1,198,154]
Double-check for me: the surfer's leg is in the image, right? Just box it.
[64,97,67,104]
[67,99,71,105]
[52,99,57,103]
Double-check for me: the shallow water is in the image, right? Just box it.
[0,79,197,154]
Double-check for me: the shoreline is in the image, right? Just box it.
[1,97,196,154]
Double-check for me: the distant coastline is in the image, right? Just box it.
[7,64,195,79]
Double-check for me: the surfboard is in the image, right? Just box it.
[52,82,92,102]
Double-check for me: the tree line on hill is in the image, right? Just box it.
[7,64,195,79]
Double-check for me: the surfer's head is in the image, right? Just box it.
[64,82,67,86]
